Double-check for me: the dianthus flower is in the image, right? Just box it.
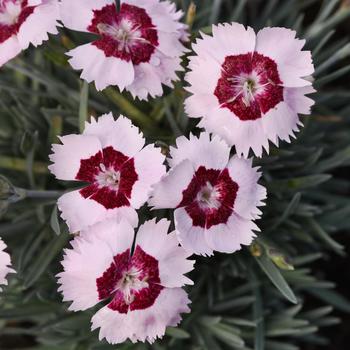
[185,23,315,157]
[60,0,187,99]
[49,113,166,232]
[0,0,59,66]
[58,219,194,344]
[150,133,266,256]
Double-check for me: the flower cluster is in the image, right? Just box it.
[1,0,315,346]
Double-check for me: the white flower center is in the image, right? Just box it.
[197,182,220,210]
[0,0,22,26]
[227,72,270,107]
[97,19,142,53]
[114,267,148,305]
[96,163,120,189]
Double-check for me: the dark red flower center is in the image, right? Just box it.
[214,52,284,121]
[75,146,138,210]
[0,0,35,44]
[178,166,239,229]
[96,246,163,313]
[88,3,159,65]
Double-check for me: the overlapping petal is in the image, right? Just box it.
[49,113,165,232]
[58,219,193,344]
[185,22,315,157]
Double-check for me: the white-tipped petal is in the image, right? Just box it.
[174,208,213,256]
[17,0,60,49]
[60,0,114,32]
[49,135,102,181]
[136,219,194,288]
[91,288,190,344]
[130,144,166,208]
[0,238,14,291]
[57,190,138,233]
[58,220,134,311]
[228,156,267,220]
[83,114,145,157]
[0,36,21,67]
[169,132,230,170]
[255,27,314,88]
[67,44,135,91]
[149,159,195,209]
[204,214,258,253]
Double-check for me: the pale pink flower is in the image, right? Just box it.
[58,218,194,344]
[185,23,315,157]
[0,0,60,67]
[60,0,187,99]
[150,133,266,256]
[0,238,14,291]
[49,113,166,233]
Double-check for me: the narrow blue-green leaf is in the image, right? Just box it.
[255,255,297,304]
[50,205,61,236]
[79,81,89,133]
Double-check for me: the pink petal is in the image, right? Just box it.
[149,159,195,209]
[192,23,255,64]
[67,44,135,91]
[57,220,134,311]
[60,0,114,32]
[130,144,165,208]
[204,213,259,253]
[174,207,213,256]
[135,219,194,288]
[17,0,59,49]
[227,156,266,220]
[169,133,230,170]
[255,27,314,87]
[91,287,190,344]
[83,113,145,157]
[48,134,102,181]
[0,36,21,67]
[284,86,315,115]
[262,101,300,144]
[57,190,138,233]
[0,238,14,291]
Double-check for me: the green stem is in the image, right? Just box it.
[79,81,89,132]
[104,88,152,129]
[21,190,62,199]
[0,156,48,174]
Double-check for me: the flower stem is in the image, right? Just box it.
[21,190,62,199]
[79,81,89,132]
[0,156,48,174]
[104,88,153,130]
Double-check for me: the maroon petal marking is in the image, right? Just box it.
[97,249,130,301]
[214,52,284,121]
[75,150,103,183]
[75,146,138,210]
[0,0,36,44]
[96,246,163,314]
[89,186,129,210]
[118,158,139,200]
[88,3,158,65]
[128,245,162,312]
[252,52,284,114]
[102,146,129,170]
[178,166,239,229]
